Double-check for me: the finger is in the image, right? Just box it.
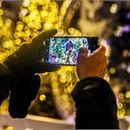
[15,44,28,56]
[34,62,61,73]
[102,58,107,78]
[93,45,106,56]
[29,29,57,55]
[77,48,88,62]
[98,38,102,46]
[99,56,107,78]
[79,47,88,55]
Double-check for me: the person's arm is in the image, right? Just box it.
[0,64,14,105]
[0,29,60,118]
[0,63,40,118]
[72,46,119,129]
[72,77,119,129]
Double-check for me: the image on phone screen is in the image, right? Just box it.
[47,37,98,65]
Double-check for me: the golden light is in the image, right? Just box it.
[39,94,46,102]
[125,91,130,98]
[0,18,3,27]
[117,103,123,109]
[110,4,118,14]
[128,125,130,130]
[43,22,53,30]
[119,93,124,100]
[117,109,125,119]
[15,24,24,31]
[109,67,116,74]
[14,39,22,46]
[3,41,11,49]
[40,10,48,19]
[0,9,3,15]
[22,0,30,7]
[2,126,14,130]
[19,8,28,17]
[60,73,67,83]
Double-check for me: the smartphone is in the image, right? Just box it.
[45,37,98,65]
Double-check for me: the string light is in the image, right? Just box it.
[125,91,130,98]
[39,94,46,102]
[109,67,116,74]
[119,93,124,100]
[110,4,118,14]
[118,103,123,109]
[117,109,125,119]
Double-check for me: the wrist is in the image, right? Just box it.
[3,61,34,77]
[79,74,104,81]
[72,77,110,101]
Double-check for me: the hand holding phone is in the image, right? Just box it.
[45,37,98,65]
[4,29,60,74]
[77,46,107,79]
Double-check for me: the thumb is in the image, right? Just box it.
[79,48,88,55]
[34,62,61,73]
[77,48,88,64]
[29,29,57,55]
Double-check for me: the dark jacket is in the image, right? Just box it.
[0,63,40,118]
[72,77,119,129]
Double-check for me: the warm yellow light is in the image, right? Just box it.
[128,125,130,130]
[31,32,39,38]
[0,19,3,27]
[15,24,24,31]
[19,8,28,17]
[4,18,12,27]
[43,22,53,30]
[109,67,116,74]
[22,0,30,7]
[118,103,123,109]
[14,32,23,38]
[68,27,81,36]
[117,109,125,119]
[40,10,48,19]
[119,93,124,99]
[0,9,3,15]
[60,73,67,83]
[14,39,22,46]
[66,83,74,93]
[33,22,42,30]
[28,4,36,11]
[22,16,29,23]
[3,40,13,49]
[39,94,46,102]
[125,91,130,98]
[29,10,39,21]
[25,30,31,37]
[110,4,118,14]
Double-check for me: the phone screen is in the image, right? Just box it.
[47,37,98,65]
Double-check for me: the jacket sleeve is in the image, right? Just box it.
[0,63,14,105]
[0,63,40,118]
[72,77,119,129]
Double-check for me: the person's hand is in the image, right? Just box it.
[77,45,107,80]
[4,29,60,76]
[2,29,60,118]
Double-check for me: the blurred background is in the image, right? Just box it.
[0,0,130,129]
